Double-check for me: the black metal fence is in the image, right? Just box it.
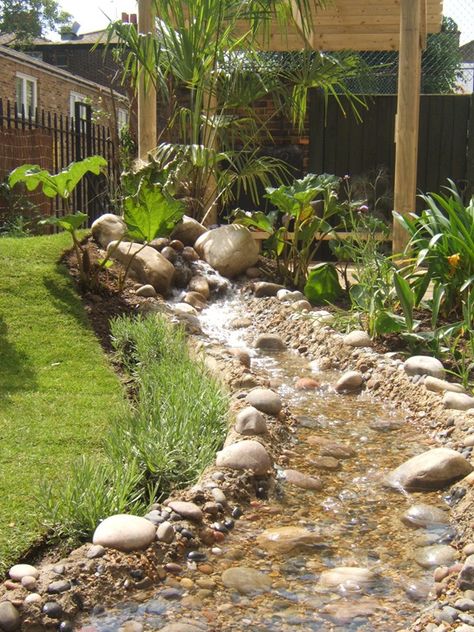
[0,98,120,225]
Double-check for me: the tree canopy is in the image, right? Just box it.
[0,0,72,42]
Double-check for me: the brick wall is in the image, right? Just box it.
[0,52,126,127]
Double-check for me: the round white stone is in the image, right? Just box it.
[92,514,157,552]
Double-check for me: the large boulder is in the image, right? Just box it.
[92,514,156,552]
[107,241,175,296]
[91,213,127,248]
[385,448,473,492]
[170,215,207,246]
[216,440,272,474]
[404,355,445,379]
[195,225,259,278]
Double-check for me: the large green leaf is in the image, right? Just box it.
[124,182,185,242]
[9,156,107,200]
[39,213,88,233]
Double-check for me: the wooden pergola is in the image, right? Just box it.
[137,0,443,252]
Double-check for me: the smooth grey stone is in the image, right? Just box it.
[253,282,285,298]
[245,388,282,416]
[157,521,175,544]
[222,566,272,594]
[168,501,203,522]
[455,598,474,612]
[235,406,267,436]
[93,514,157,552]
[414,544,458,568]
[335,370,363,393]
[47,580,71,594]
[0,602,20,631]
[444,392,474,411]
[216,440,272,475]
[343,330,372,347]
[404,355,445,379]
[86,544,106,559]
[402,503,450,528]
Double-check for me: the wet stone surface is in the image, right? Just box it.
[76,294,453,631]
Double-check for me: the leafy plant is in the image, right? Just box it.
[304,262,342,305]
[260,173,342,289]
[9,156,108,286]
[394,181,474,319]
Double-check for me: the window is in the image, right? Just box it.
[117,107,129,131]
[70,91,88,119]
[15,73,37,115]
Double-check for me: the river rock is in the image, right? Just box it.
[414,544,458,569]
[245,388,282,416]
[318,567,376,591]
[157,521,175,544]
[424,376,465,394]
[291,299,312,312]
[174,303,198,316]
[167,501,203,522]
[443,392,474,411]
[0,602,20,631]
[92,514,157,552]
[159,624,205,632]
[255,334,286,351]
[308,436,355,459]
[369,418,405,432]
[183,291,206,310]
[283,469,323,490]
[256,526,326,554]
[135,284,157,298]
[216,440,272,475]
[253,282,285,298]
[335,370,363,393]
[343,330,372,347]
[170,215,207,246]
[8,564,39,581]
[194,225,259,278]
[310,456,341,470]
[280,289,305,302]
[402,503,450,529]
[295,377,319,390]
[459,556,474,590]
[221,566,272,594]
[385,448,473,491]
[91,213,127,248]
[235,407,267,436]
[404,355,445,379]
[188,276,210,299]
[107,241,175,296]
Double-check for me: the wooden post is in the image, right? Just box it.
[392,0,423,254]
[138,0,157,160]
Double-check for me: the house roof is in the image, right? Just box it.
[460,40,474,62]
[0,44,127,100]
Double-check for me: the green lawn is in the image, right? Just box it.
[0,233,125,573]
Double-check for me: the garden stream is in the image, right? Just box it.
[80,288,451,632]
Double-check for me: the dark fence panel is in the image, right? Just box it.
[309,92,473,210]
[0,98,119,225]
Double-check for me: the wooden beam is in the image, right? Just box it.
[392,0,422,253]
[138,0,157,160]
[290,0,313,47]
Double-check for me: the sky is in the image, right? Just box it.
[54,0,474,44]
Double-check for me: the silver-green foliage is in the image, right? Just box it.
[41,315,228,542]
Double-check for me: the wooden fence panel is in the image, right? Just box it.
[309,92,473,207]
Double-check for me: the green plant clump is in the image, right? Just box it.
[42,314,229,542]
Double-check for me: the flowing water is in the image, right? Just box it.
[79,290,453,632]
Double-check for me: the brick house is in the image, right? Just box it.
[0,44,128,126]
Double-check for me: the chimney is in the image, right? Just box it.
[130,14,137,25]
[121,12,130,23]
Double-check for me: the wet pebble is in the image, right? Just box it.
[283,469,323,490]
[402,503,450,529]
[309,456,341,470]
[414,544,458,569]
[187,551,207,562]
[43,601,63,619]
[255,334,286,351]
[221,566,272,594]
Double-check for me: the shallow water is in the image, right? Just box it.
[80,293,451,632]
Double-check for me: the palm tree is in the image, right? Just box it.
[105,0,365,223]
